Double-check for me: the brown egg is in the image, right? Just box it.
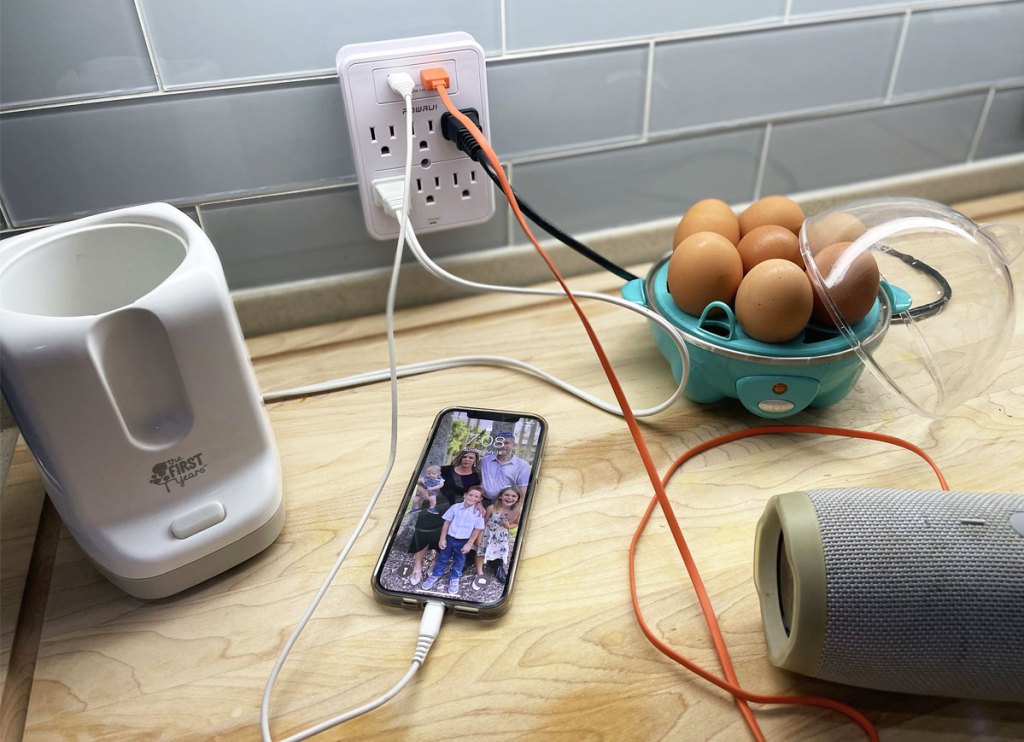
[804,212,866,255]
[735,225,803,274]
[667,232,743,316]
[673,198,740,248]
[735,260,814,343]
[808,241,881,327]
[739,195,805,237]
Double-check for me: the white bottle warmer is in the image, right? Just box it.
[0,203,283,598]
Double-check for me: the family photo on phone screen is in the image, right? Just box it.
[376,410,542,605]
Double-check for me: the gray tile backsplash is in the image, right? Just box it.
[505,1,785,51]
[512,128,763,235]
[137,0,503,89]
[976,87,1024,159]
[650,17,901,134]
[1,1,1021,303]
[763,93,988,193]
[892,2,1024,96]
[489,48,648,158]
[1,81,352,225]
[201,188,508,289]
[0,0,157,109]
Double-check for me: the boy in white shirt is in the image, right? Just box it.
[422,486,486,595]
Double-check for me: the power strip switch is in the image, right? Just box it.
[337,32,496,240]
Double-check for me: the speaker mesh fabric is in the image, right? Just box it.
[808,488,1024,702]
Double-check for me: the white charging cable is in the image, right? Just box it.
[260,72,446,742]
[263,218,691,416]
[270,603,445,742]
[260,73,692,739]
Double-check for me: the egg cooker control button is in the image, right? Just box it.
[171,501,226,539]
[758,399,796,414]
[736,375,820,417]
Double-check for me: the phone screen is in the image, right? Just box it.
[372,407,546,616]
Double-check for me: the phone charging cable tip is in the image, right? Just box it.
[387,72,415,97]
[415,601,446,665]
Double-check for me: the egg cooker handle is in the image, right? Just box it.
[697,301,737,340]
[881,280,912,315]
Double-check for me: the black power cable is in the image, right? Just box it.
[441,110,955,319]
[886,248,953,322]
[441,110,640,283]
[478,159,640,282]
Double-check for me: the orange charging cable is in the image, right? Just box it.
[631,426,949,739]
[421,66,762,739]
[420,68,913,740]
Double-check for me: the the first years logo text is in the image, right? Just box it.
[150,453,207,492]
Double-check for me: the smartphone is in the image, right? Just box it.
[372,406,547,618]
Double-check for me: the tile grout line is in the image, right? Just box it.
[754,123,772,201]
[640,41,656,142]
[885,10,912,102]
[194,203,209,232]
[0,196,13,228]
[0,182,360,234]
[505,162,516,246]
[783,0,794,23]
[499,0,508,56]
[0,74,341,116]
[198,181,358,207]
[132,0,166,92]
[967,87,996,162]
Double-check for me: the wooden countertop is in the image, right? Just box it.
[3,193,1024,741]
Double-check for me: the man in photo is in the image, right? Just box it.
[479,428,532,506]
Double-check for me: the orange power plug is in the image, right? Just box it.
[419,67,450,91]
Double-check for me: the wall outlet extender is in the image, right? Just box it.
[337,32,496,240]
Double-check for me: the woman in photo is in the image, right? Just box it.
[406,448,481,586]
[438,449,482,505]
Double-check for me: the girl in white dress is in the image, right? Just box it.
[474,487,521,585]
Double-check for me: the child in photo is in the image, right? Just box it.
[411,464,444,514]
[422,486,486,595]
[473,486,521,588]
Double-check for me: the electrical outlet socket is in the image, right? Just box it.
[337,32,495,240]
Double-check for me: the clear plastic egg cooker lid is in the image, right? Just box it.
[800,197,1020,418]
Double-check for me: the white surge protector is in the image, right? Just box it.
[337,32,495,240]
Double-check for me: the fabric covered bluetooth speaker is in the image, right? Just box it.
[754,488,1024,702]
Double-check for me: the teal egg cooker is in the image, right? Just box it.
[620,197,1019,420]
[622,258,902,419]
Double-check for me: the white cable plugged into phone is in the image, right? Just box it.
[268,602,445,742]
[260,72,448,742]
[261,67,689,740]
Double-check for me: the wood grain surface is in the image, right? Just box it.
[2,193,1023,741]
